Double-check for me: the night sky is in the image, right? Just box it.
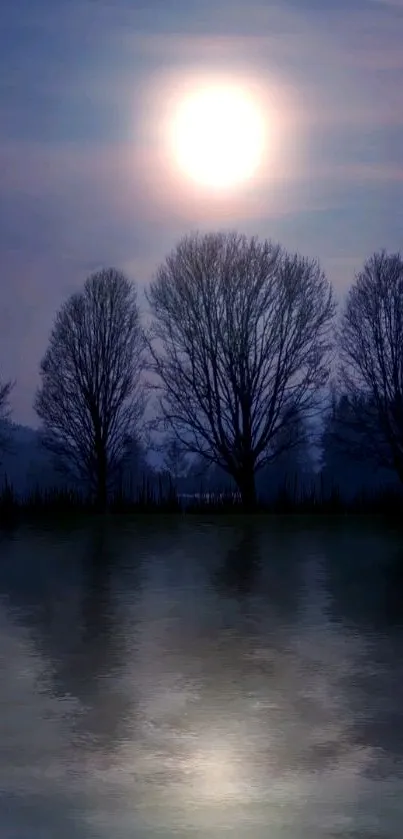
[1,0,403,426]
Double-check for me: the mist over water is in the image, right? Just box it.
[0,517,402,838]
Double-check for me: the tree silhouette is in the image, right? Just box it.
[35,268,146,509]
[339,250,403,483]
[320,390,397,499]
[0,375,14,465]
[162,436,189,485]
[146,231,335,510]
[257,403,314,501]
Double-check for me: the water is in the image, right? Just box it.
[0,516,402,838]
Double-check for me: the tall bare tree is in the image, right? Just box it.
[146,231,335,509]
[0,375,14,465]
[339,250,403,482]
[162,436,189,485]
[35,268,146,509]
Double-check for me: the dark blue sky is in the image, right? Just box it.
[1,0,403,424]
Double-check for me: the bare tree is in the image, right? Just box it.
[162,436,189,484]
[339,250,403,482]
[0,375,14,465]
[145,231,335,510]
[35,268,146,509]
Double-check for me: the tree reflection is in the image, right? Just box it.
[58,520,143,753]
[212,524,261,598]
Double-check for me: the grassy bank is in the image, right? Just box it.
[1,475,403,528]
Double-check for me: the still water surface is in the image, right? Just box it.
[0,516,403,838]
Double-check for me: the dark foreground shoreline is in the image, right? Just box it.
[2,481,403,529]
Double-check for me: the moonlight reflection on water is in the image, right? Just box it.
[186,741,244,800]
[0,520,403,837]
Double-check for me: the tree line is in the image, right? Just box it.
[1,232,402,511]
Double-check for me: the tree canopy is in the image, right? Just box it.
[339,250,403,483]
[146,231,335,508]
[35,268,146,508]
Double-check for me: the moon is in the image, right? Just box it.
[169,83,267,190]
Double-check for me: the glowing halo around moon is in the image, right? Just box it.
[168,82,267,191]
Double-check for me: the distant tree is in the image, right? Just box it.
[321,390,358,473]
[319,391,395,499]
[114,433,149,497]
[339,250,403,483]
[183,453,215,495]
[256,403,314,500]
[269,402,312,468]
[0,374,14,465]
[277,404,314,472]
[162,437,189,485]
[146,231,335,510]
[34,268,146,509]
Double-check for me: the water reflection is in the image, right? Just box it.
[212,523,261,597]
[0,518,402,837]
[384,545,403,626]
[317,522,403,632]
[51,522,142,753]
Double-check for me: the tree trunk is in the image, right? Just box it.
[236,463,257,512]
